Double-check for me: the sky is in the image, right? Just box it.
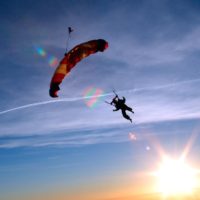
[1,0,200,199]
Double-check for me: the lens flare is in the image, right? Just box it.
[35,46,58,67]
[36,47,46,57]
[146,146,150,151]
[48,55,59,67]
[83,87,104,108]
[129,132,137,140]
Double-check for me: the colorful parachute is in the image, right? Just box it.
[49,39,109,97]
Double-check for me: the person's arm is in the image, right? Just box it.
[111,95,118,105]
[113,108,119,111]
[114,95,118,100]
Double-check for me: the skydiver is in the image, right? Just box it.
[109,94,134,123]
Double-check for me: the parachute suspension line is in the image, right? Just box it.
[113,89,118,96]
[66,27,73,53]
[111,88,118,97]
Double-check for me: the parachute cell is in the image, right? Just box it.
[49,39,108,97]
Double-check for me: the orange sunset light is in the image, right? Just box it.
[154,157,198,197]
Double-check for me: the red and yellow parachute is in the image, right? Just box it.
[49,39,108,97]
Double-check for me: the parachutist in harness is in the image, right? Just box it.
[107,93,134,123]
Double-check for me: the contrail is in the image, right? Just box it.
[117,78,200,94]
[1,78,200,115]
[0,93,113,115]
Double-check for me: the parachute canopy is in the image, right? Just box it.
[49,39,108,97]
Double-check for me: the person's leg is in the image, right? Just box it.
[122,109,132,123]
[125,105,134,113]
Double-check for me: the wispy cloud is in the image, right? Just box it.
[1,0,200,149]
[0,78,200,148]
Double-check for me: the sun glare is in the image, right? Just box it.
[155,157,197,196]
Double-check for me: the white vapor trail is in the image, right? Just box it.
[0,78,200,115]
[0,93,113,115]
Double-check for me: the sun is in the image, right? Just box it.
[155,157,197,196]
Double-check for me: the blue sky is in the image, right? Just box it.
[1,0,200,199]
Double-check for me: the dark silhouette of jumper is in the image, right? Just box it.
[110,95,134,123]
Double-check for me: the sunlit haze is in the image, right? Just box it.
[155,157,197,196]
[1,0,200,200]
